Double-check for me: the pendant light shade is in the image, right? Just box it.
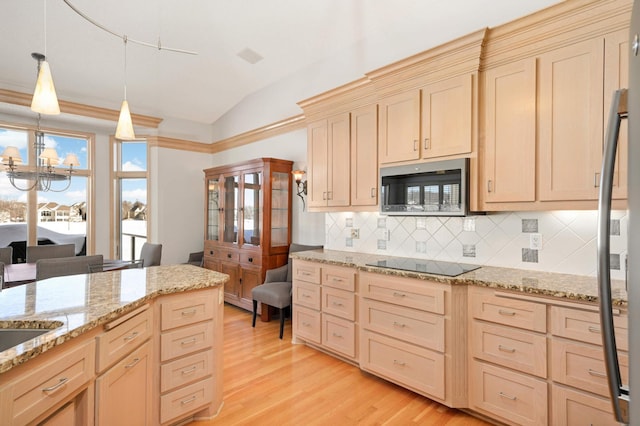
[115,100,135,140]
[31,59,60,115]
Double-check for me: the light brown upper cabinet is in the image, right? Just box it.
[538,38,605,202]
[378,74,474,165]
[307,113,351,209]
[350,104,379,206]
[483,59,537,204]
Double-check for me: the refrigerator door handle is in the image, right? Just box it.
[597,88,629,424]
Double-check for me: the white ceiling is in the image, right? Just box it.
[1,0,562,127]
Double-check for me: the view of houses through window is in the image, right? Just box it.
[115,141,147,261]
[0,126,90,263]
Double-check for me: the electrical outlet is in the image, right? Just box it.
[351,228,360,239]
[530,233,543,250]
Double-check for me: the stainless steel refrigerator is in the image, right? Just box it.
[598,1,640,424]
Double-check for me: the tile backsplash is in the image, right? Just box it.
[325,210,628,280]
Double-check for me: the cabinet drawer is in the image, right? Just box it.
[96,341,153,426]
[6,339,95,426]
[360,330,445,400]
[471,321,546,378]
[293,260,321,284]
[551,339,628,398]
[322,286,355,321]
[470,360,547,426]
[551,306,628,351]
[360,271,445,314]
[293,280,321,310]
[469,287,546,332]
[96,306,153,372]
[293,305,321,344]
[360,299,444,352]
[160,321,214,362]
[161,349,214,393]
[217,249,239,262]
[160,289,216,331]
[322,314,356,359]
[552,384,618,426]
[160,376,214,424]
[239,252,261,266]
[322,265,355,291]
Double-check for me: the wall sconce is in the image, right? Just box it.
[292,170,307,209]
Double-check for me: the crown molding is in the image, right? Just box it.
[0,88,163,128]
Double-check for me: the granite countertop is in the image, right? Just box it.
[290,249,628,308]
[0,264,229,374]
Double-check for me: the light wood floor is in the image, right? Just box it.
[187,304,491,426]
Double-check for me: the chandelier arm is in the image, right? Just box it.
[7,172,40,192]
[62,0,198,55]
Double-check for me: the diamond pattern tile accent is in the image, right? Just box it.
[321,210,627,278]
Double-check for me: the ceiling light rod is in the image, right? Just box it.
[62,0,198,55]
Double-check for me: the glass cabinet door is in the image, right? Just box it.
[223,175,239,244]
[242,171,262,246]
[207,177,220,241]
[271,171,289,247]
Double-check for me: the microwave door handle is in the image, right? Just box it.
[597,88,629,424]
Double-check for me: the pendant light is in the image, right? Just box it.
[31,0,60,115]
[115,36,135,140]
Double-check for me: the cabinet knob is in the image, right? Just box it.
[209,250,214,255]
[248,257,253,262]
[227,253,232,258]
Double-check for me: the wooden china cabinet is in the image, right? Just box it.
[203,158,293,312]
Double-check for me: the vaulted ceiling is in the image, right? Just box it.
[1,0,562,126]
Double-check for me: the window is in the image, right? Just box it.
[113,139,148,261]
[0,125,93,262]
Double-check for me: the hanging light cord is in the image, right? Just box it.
[123,36,128,101]
[62,0,198,55]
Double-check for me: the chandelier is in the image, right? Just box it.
[0,53,80,192]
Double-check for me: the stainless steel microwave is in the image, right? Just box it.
[379,158,469,216]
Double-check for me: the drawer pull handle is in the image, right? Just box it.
[181,396,197,405]
[393,292,406,298]
[301,272,311,276]
[42,377,69,393]
[302,294,311,298]
[588,325,601,333]
[499,392,517,401]
[332,332,343,338]
[393,321,406,328]
[332,302,344,306]
[498,345,516,353]
[181,338,197,346]
[393,360,406,366]
[302,321,311,327]
[588,369,607,378]
[498,309,516,316]
[124,331,139,342]
[125,357,141,369]
[182,366,198,375]
[332,278,344,282]
[181,309,197,317]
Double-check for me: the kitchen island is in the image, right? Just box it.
[0,264,228,425]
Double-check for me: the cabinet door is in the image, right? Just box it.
[307,119,329,208]
[538,38,604,201]
[242,170,262,247]
[327,113,351,207]
[96,341,152,426]
[240,265,262,308]
[604,29,629,200]
[221,261,240,301]
[206,176,221,241]
[378,90,420,164]
[421,74,473,158]
[483,59,536,203]
[351,104,378,206]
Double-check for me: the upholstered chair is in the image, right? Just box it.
[0,247,12,265]
[139,243,162,267]
[36,255,104,280]
[26,244,75,263]
[251,243,323,339]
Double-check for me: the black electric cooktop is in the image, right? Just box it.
[365,257,480,277]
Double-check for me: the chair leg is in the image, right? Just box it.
[252,300,258,328]
[279,307,285,339]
